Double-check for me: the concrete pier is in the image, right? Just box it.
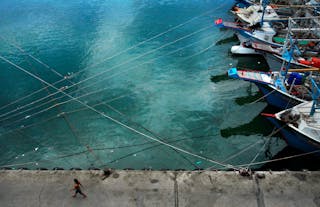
[0,170,320,207]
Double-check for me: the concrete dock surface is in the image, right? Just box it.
[0,170,320,207]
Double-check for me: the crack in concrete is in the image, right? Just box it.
[38,185,45,207]
[174,173,179,207]
[208,175,214,185]
[135,192,144,207]
[254,177,265,207]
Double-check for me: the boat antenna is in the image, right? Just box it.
[260,0,270,26]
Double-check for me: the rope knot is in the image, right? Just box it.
[239,168,252,177]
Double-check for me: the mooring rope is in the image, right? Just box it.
[205,139,264,170]
[0,25,213,121]
[103,103,199,169]
[6,117,215,167]
[0,130,216,169]
[0,120,213,168]
[236,149,320,168]
[0,2,230,113]
[205,123,287,170]
[0,55,240,170]
[0,31,216,123]
[2,143,320,170]
[0,31,231,130]
[0,36,65,79]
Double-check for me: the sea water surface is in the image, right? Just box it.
[0,0,286,170]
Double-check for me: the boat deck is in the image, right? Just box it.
[237,70,272,84]
[293,102,320,141]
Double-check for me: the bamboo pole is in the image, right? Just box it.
[288,67,320,72]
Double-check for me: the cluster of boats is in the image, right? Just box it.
[218,0,320,156]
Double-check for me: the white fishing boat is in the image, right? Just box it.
[232,3,279,26]
[230,36,280,55]
[215,19,281,48]
[265,78,320,154]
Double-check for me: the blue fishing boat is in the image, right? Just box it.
[227,67,311,109]
[227,32,320,109]
[263,78,320,154]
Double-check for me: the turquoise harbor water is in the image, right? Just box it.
[0,0,286,170]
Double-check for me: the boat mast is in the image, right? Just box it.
[281,17,297,82]
[260,0,270,25]
[310,78,320,116]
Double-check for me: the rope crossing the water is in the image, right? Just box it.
[0,25,213,122]
[0,2,231,113]
[0,30,233,136]
[205,123,288,171]
[0,55,240,170]
[0,31,234,170]
[0,32,218,126]
[0,1,278,170]
[0,130,216,169]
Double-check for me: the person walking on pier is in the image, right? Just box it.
[71,178,87,198]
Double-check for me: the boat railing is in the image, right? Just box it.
[310,78,320,116]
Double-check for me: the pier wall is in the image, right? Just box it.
[0,170,320,207]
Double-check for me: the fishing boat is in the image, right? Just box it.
[262,52,312,70]
[215,18,320,49]
[218,21,320,69]
[250,41,320,69]
[263,78,320,154]
[215,19,282,48]
[227,31,320,109]
[227,67,315,109]
[255,17,320,69]
[231,1,278,26]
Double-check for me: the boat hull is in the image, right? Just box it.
[267,117,320,155]
[238,30,282,48]
[227,68,307,109]
[255,83,303,109]
[263,52,309,71]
